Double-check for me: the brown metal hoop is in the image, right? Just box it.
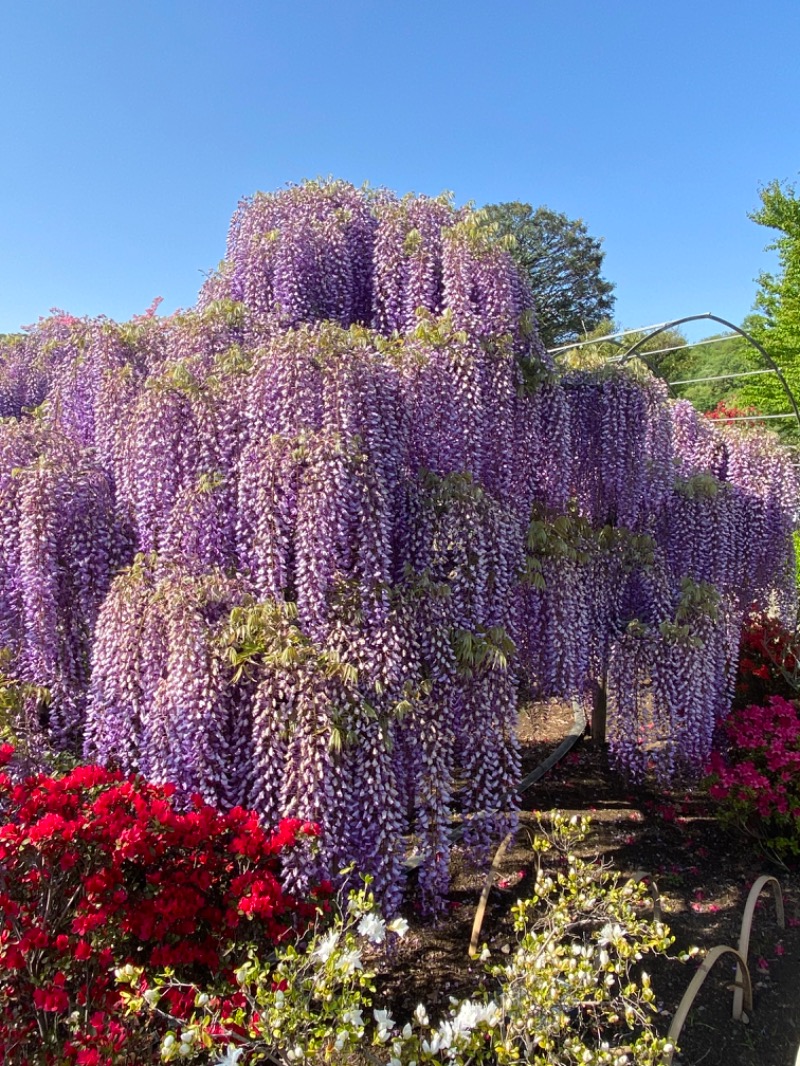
[468,831,513,957]
[733,874,784,1020]
[664,945,753,1065]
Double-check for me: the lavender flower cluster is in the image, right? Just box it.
[0,180,796,908]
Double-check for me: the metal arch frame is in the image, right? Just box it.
[617,312,800,432]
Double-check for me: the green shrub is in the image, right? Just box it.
[125,814,683,1066]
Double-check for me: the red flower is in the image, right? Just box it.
[76,1050,102,1065]
[74,940,92,961]
[33,985,69,1012]
[0,763,325,1060]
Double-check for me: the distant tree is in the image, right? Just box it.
[662,331,756,415]
[482,203,615,349]
[735,179,800,440]
[555,318,687,374]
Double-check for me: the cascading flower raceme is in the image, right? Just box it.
[1,178,798,910]
[0,426,120,750]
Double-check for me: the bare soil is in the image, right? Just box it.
[377,700,800,1066]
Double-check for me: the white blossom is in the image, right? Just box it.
[422,1034,441,1055]
[598,922,626,946]
[358,912,387,943]
[214,1047,245,1066]
[454,999,501,1030]
[387,916,409,937]
[336,947,363,975]
[434,1021,457,1049]
[312,929,340,964]
[374,1007,395,1042]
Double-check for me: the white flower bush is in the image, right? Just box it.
[120,815,682,1065]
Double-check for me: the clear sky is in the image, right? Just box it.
[1,1,798,341]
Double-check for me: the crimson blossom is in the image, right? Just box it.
[0,749,327,1064]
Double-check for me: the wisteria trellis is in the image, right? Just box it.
[0,180,797,910]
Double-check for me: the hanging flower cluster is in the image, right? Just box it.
[197,180,545,365]
[0,421,119,749]
[0,179,797,907]
[516,389,799,780]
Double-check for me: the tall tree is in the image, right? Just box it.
[482,203,615,348]
[737,179,800,440]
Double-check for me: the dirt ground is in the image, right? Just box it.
[377,700,800,1066]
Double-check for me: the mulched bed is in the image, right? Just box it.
[376,700,800,1066]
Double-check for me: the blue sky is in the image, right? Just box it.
[1,1,798,341]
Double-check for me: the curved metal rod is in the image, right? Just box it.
[664,945,753,1065]
[469,831,513,957]
[407,702,587,870]
[733,874,784,1020]
[618,313,800,431]
[518,700,587,791]
[467,701,587,953]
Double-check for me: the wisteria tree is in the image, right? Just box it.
[0,179,797,911]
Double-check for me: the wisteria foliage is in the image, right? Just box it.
[0,180,798,909]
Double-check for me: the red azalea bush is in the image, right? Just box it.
[734,608,799,708]
[704,399,763,424]
[0,748,329,1065]
[707,695,800,859]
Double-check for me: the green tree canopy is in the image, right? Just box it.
[660,331,756,414]
[482,203,615,349]
[554,318,687,375]
[735,179,800,440]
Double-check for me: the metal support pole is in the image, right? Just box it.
[591,674,608,745]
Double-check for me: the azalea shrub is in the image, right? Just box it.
[126,814,682,1066]
[707,695,800,858]
[0,749,329,1065]
[704,399,762,424]
[734,608,799,708]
